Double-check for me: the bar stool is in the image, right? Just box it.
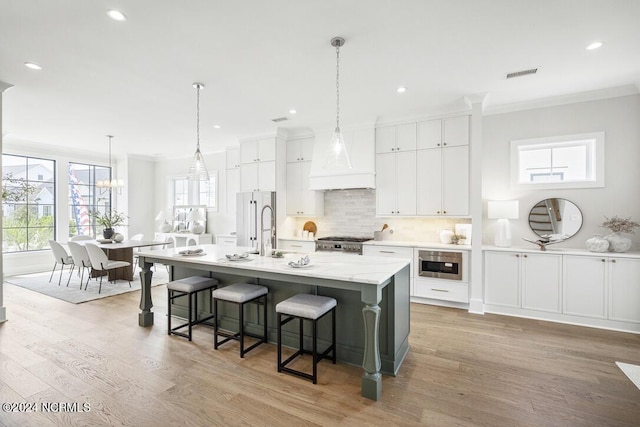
[276,294,337,384]
[167,276,219,341]
[212,283,268,357]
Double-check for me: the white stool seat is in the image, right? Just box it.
[168,276,219,293]
[213,283,268,303]
[276,294,337,320]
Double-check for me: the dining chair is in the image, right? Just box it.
[67,241,93,290]
[70,235,93,241]
[130,233,144,269]
[85,243,131,293]
[48,240,75,286]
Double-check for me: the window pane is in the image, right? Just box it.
[519,148,551,182]
[69,162,111,238]
[553,146,587,181]
[2,154,56,253]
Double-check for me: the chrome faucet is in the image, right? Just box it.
[260,204,275,256]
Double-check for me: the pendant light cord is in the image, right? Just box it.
[335,43,340,132]
[196,85,201,151]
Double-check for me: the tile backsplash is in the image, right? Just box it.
[290,189,471,243]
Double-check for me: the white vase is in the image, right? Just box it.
[604,232,632,253]
[585,234,609,252]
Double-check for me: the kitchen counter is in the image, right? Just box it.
[136,244,410,401]
[483,245,640,258]
[364,240,472,251]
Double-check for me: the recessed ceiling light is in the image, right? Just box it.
[107,9,127,21]
[397,86,407,93]
[289,109,297,114]
[24,62,42,70]
[586,41,603,50]
[213,125,221,129]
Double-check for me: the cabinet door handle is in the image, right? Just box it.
[291,244,302,248]
[397,147,400,150]
[437,143,441,147]
[523,254,528,258]
[611,259,617,263]
[436,211,440,214]
[601,259,606,262]
[380,251,396,254]
[391,148,395,151]
[443,143,447,146]
[443,210,447,214]
[431,288,449,293]
[515,254,520,257]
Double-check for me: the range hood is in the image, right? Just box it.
[308,127,376,190]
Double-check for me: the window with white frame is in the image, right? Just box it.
[511,132,604,189]
[171,172,217,211]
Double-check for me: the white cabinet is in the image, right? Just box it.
[485,251,562,313]
[563,255,607,319]
[375,150,416,216]
[286,162,323,216]
[286,137,314,163]
[240,161,276,192]
[278,239,315,253]
[240,138,276,164]
[226,147,240,169]
[363,245,414,295]
[375,123,417,154]
[226,167,240,216]
[416,145,469,216]
[215,234,237,246]
[609,258,640,323]
[417,116,469,149]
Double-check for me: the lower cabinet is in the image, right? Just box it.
[363,245,414,295]
[484,250,640,332]
[277,239,315,253]
[484,251,561,312]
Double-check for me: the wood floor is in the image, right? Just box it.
[1,283,639,427]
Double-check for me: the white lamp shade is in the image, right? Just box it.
[155,210,166,221]
[488,200,519,219]
[186,209,204,222]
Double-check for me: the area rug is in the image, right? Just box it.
[4,268,169,304]
[616,362,640,390]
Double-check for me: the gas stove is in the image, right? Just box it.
[315,236,373,254]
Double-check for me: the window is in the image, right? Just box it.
[2,154,56,253]
[511,132,604,189]
[171,173,217,211]
[68,162,111,238]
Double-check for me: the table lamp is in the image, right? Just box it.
[487,200,519,247]
[186,209,206,234]
[155,210,173,232]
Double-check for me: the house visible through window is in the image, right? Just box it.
[511,132,604,189]
[2,154,56,253]
[68,162,111,238]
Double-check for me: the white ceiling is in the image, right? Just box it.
[1,0,639,158]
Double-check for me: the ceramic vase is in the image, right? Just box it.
[604,232,632,253]
[440,229,454,244]
[585,234,609,252]
[113,233,124,242]
[103,228,114,239]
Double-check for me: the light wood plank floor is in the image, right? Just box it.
[1,282,639,426]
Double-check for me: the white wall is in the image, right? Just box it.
[126,154,156,240]
[482,94,640,250]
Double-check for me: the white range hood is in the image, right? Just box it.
[309,127,376,190]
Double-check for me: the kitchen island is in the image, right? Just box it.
[136,244,410,401]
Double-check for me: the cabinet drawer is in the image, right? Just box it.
[363,245,413,276]
[278,240,315,252]
[414,279,468,303]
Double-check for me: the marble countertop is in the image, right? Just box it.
[138,244,410,285]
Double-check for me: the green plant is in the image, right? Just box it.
[90,209,127,229]
[2,172,38,203]
[601,216,640,234]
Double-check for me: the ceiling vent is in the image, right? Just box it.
[506,68,538,79]
[271,117,288,123]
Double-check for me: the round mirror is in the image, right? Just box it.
[528,198,583,240]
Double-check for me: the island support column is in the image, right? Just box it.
[361,284,383,401]
[138,259,154,326]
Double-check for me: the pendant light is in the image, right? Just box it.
[188,82,210,182]
[96,135,124,193]
[324,37,352,170]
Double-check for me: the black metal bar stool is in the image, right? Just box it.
[276,293,337,384]
[212,283,268,357]
[167,276,219,341]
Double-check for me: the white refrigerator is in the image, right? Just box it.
[236,191,276,254]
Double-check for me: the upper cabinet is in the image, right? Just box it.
[226,146,240,169]
[286,136,324,216]
[240,138,276,164]
[375,123,417,154]
[417,116,469,149]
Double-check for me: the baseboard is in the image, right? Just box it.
[468,298,485,314]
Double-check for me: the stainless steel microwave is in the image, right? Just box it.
[418,250,463,280]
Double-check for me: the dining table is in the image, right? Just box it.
[78,239,166,281]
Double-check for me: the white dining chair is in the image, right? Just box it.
[67,241,93,290]
[48,240,75,286]
[130,233,144,269]
[70,235,93,241]
[85,243,131,293]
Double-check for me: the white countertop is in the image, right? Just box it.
[138,244,410,286]
[483,245,640,258]
[363,240,472,251]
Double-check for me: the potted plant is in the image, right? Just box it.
[90,210,128,239]
[601,216,639,253]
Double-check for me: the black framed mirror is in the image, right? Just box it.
[528,198,583,240]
